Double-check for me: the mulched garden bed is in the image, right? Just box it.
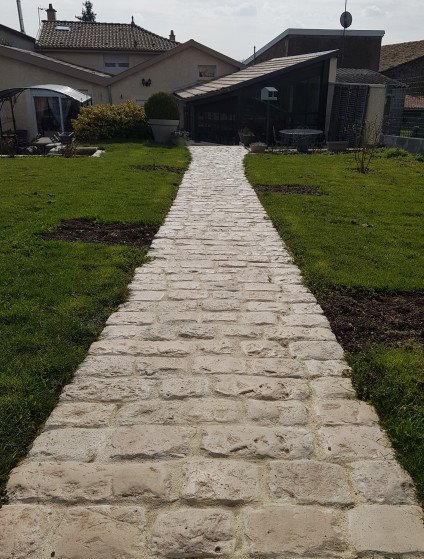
[42,219,159,247]
[129,164,184,174]
[318,290,424,353]
[254,184,323,195]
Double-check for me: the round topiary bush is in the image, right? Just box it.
[72,101,150,142]
[144,92,180,121]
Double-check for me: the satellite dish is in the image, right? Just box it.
[340,11,353,28]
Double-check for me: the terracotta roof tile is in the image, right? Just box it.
[380,40,424,72]
[36,21,178,52]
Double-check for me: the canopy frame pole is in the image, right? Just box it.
[10,97,17,134]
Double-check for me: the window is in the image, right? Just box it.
[198,65,217,80]
[103,55,130,75]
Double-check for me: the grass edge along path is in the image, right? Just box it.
[0,143,190,499]
[244,149,424,505]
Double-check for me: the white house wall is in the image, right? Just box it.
[110,47,240,105]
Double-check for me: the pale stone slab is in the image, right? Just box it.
[319,426,394,461]
[351,460,417,504]
[51,506,146,559]
[75,355,138,378]
[250,357,308,377]
[152,508,236,557]
[290,341,344,361]
[202,426,314,459]
[136,357,188,376]
[108,426,194,460]
[268,460,353,505]
[0,505,60,559]
[246,400,309,425]
[305,359,350,377]
[214,375,309,401]
[61,378,155,402]
[112,463,174,501]
[244,505,347,555]
[182,460,261,504]
[193,355,247,374]
[312,377,356,399]
[267,326,336,342]
[90,340,193,357]
[8,462,112,503]
[45,402,116,429]
[161,377,209,399]
[315,399,379,426]
[348,505,424,553]
[29,428,108,462]
[106,312,155,325]
[241,340,289,358]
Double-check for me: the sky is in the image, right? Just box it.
[2,0,423,61]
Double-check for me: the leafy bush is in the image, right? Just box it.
[383,147,409,158]
[144,92,180,120]
[72,101,150,142]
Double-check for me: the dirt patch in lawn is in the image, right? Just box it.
[42,219,159,247]
[318,291,424,353]
[129,164,184,175]
[254,184,323,195]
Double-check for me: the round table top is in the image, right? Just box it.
[279,129,323,136]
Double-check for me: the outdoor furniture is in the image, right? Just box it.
[279,128,323,152]
[31,136,56,156]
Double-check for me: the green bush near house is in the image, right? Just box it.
[72,101,150,142]
[144,92,180,120]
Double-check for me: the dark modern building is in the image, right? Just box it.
[176,51,337,145]
[244,29,385,71]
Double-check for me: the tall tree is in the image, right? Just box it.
[76,1,96,22]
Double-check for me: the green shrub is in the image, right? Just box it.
[383,147,409,158]
[144,92,180,120]
[72,101,150,142]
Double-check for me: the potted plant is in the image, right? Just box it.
[144,92,180,144]
[250,142,267,153]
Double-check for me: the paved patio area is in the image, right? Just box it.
[1,146,423,558]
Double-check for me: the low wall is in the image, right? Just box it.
[382,134,424,155]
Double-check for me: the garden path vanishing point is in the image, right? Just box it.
[1,146,424,558]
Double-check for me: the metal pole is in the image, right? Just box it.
[16,0,26,34]
[10,97,17,134]
[266,102,270,146]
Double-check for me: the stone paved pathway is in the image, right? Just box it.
[1,146,424,558]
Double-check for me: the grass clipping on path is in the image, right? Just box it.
[245,149,424,504]
[0,142,190,496]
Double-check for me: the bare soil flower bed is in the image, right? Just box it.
[42,219,159,247]
[129,164,185,174]
[319,291,424,353]
[254,184,323,195]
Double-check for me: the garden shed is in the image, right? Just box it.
[175,51,338,145]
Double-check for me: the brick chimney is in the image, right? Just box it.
[169,30,176,42]
[46,3,57,22]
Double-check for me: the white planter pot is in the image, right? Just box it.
[149,119,179,144]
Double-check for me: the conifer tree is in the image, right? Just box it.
[76,1,96,22]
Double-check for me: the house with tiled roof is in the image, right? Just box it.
[34,4,179,75]
[0,2,243,139]
[380,40,424,95]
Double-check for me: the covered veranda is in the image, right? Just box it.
[0,84,91,149]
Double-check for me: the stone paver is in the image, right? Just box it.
[1,146,423,558]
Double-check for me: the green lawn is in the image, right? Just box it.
[245,150,424,503]
[0,143,190,496]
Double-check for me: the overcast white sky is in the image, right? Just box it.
[2,0,423,61]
